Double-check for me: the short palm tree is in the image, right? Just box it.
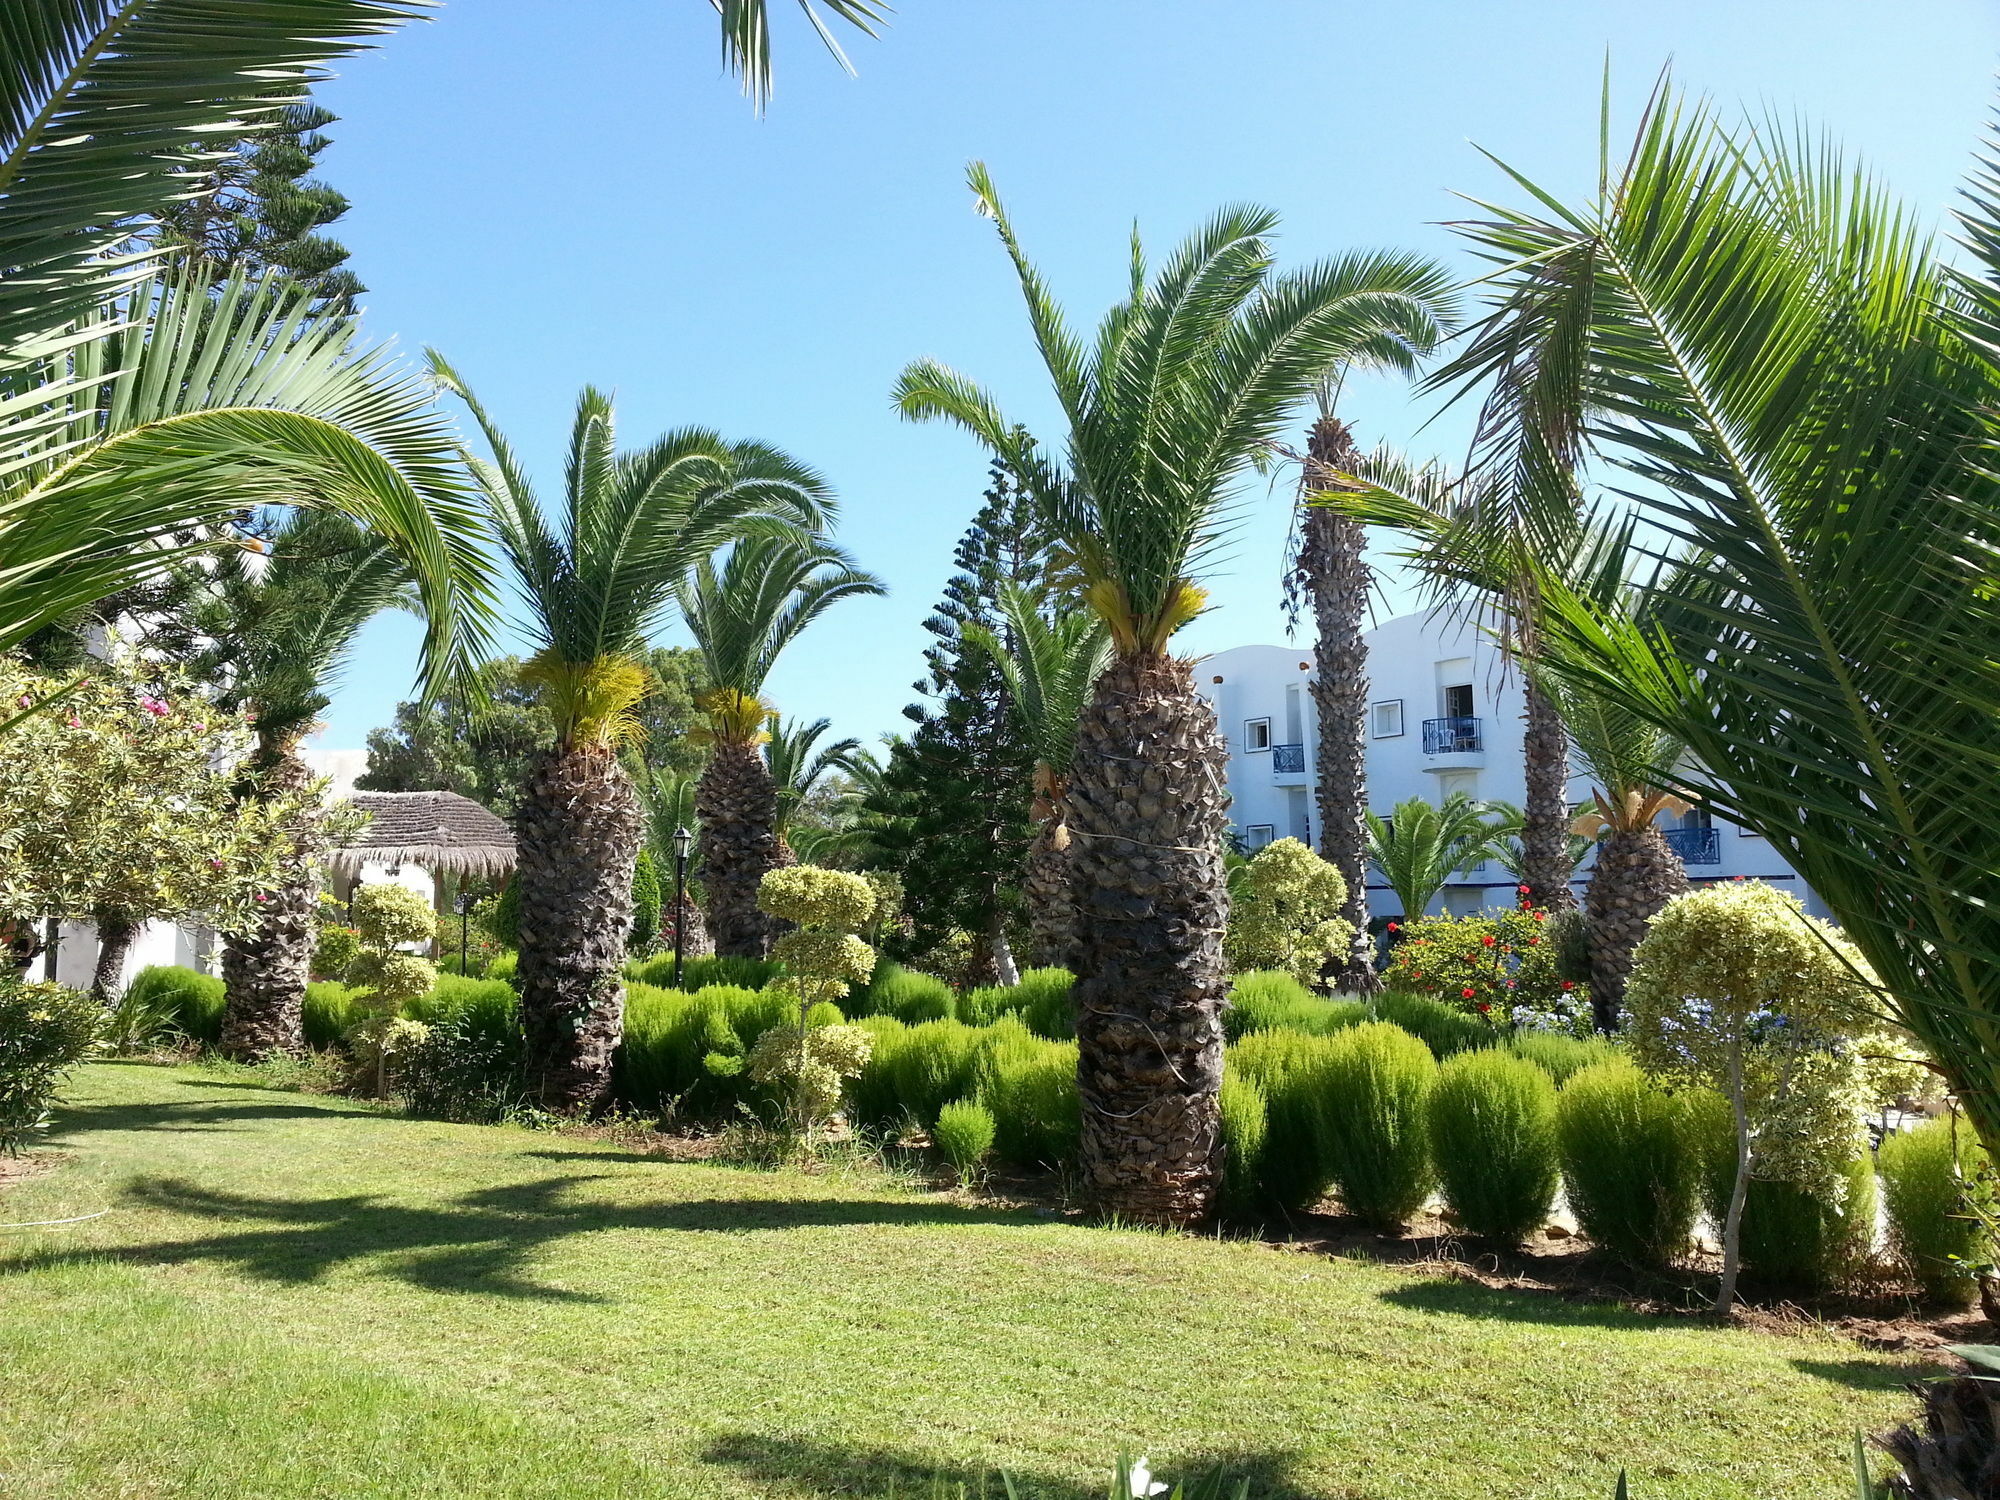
[765,715,863,856]
[1365,794,1509,923]
[895,164,1456,1223]
[1343,79,2000,1136]
[433,355,833,1107]
[680,532,882,958]
[964,583,1111,969]
[194,510,413,1056]
[632,764,710,959]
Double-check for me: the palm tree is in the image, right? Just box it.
[632,763,710,959]
[765,715,863,857]
[433,356,833,1108]
[1342,80,2000,1149]
[680,531,882,959]
[198,510,413,1058]
[964,583,1111,969]
[1365,794,1509,923]
[895,164,1457,1224]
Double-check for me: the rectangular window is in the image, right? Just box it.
[1444,682,1474,719]
[1244,824,1275,850]
[1370,700,1404,738]
[1244,718,1271,752]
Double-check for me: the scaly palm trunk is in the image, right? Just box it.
[696,741,782,958]
[91,912,140,1004]
[1067,652,1231,1225]
[514,742,640,1109]
[1299,416,1380,994]
[1023,793,1077,970]
[1519,676,1578,913]
[220,743,322,1059]
[1583,825,1689,1030]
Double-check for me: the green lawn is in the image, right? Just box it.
[0,1063,1926,1499]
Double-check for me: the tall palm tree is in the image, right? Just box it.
[198,510,412,1058]
[632,763,711,959]
[1365,794,1509,923]
[433,356,833,1108]
[765,714,863,856]
[964,582,1111,969]
[895,164,1457,1224]
[1342,80,2000,1151]
[679,531,882,959]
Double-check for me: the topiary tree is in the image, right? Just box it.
[745,865,878,1140]
[1625,881,1875,1312]
[629,849,664,954]
[1223,838,1355,990]
[343,883,438,1097]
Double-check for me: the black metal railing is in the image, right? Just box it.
[1422,716,1482,754]
[1271,742,1305,774]
[1663,826,1721,865]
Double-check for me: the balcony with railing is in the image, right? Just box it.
[1419,715,1485,771]
[1663,826,1721,865]
[1271,742,1305,776]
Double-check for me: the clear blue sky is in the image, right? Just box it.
[309,0,1998,755]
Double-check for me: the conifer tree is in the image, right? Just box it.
[867,460,1042,983]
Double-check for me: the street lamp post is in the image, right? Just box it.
[454,890,474,974]
[671,825,692,990]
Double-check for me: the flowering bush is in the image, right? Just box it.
[1624,881,1875,1308]
[1222,839,1353,988]
[1380,897,1585,1031]
[0,658,306,941]
[0,980,101,1154]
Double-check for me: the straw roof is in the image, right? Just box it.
[329,791,516,880]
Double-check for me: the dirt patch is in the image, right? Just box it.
[0,1152,68,1190]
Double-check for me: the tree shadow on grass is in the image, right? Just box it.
[1376,1275,1707,1331]
[702,1431,1321,1500]
[48,1098,353,1134]
[1792,1357,1943,1390]
[1,1172,1050,1303]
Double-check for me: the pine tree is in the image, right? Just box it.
[867,460,1042,984]
[157,91,364,310]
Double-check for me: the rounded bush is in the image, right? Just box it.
[1228,971,1366,1039]
[1556,1061,1703,1268]
[1880,1117,1987,1306]
[1428,1048,1560,1244]
[758,865,876,929]
[1228,1029,1340,1211]
[1320,1021,1437,1228]
[845,1015,909,1132]
[125,965,223,1044]
[303,982,360,1049]
[934,1097,996,1179]
[885,1019,981,1128]
[1371,991,1489,1057]
[1506,1031,1616,1084]
[350,882,436,949]
[1014,968,1075,1040]
[974,1018,1079,1170]
[867,964,956,1025]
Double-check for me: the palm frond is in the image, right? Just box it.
[1365,794,1509,920]
[765,714,862,833]
[712,0,888,111]
[962,582,1110,775]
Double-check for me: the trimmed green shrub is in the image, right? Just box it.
[1556,1061,1703,1268]
[957,983,1014,1027]
[626,953,780,994]
[1507,1031,1618,1084]
[611,983,789,1118]
[1217,1067,1270,1222]
[1226,971,1366,1039]
[629,848,663,952]
[934,1097,996,1180]
[974,1019,1079,1170]
[867,964,956,1025]
[1428,1048,1560,1244]
[847,1015,909,1132]
[125,965,223,1044]
[1692,1094,1876,1292]
[1321,1021,1436,1227]
[1372,991,1489,1057]
[885,1019,980,1128]
[1228,1028,1341,1212]
[303,982,362,1048]
[486,951,518,984]
[1880,1117,1988,1305]
[484,880,520,948]
[1014,967,1075,1040]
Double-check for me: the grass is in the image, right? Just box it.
[0,1062,1927,1500]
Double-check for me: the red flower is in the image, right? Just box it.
[1412,972,1423,981]
[1480,934,1497,948]
[1506,980,1517,990]
[1533,911,1547,922]
[1733,875,1746,882]
[1518,885,1531,895]
[1386,921,1399,932]
[1461,987,1476,999]
[1477,1001,1492,1013]
[1561,980,1576,991]
[1527,936,1540,945]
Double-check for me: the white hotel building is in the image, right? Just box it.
[1197,607,1822,923]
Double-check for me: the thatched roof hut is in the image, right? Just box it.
[329,791,515,882]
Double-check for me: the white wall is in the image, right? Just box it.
[1201,608,1825,922]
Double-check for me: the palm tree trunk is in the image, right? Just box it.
[1519,677,1578,913]
[1067,652,1231,1225]
[1299,416,1380,994]
[221,744,322,1059]
[696,741,783,958]
[514,742,640,1109]
[91,912,140,1004]
[1583,825,1689,1030]
[1023,807,1076,970]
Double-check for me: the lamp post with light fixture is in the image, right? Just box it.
[671,826,693,989]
